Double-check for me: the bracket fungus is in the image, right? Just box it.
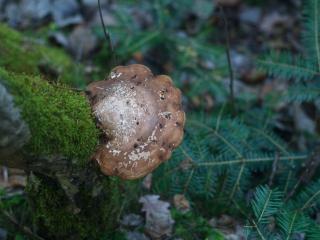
[86,64,185,179]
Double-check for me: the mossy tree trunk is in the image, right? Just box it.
[0,24,126,239]
[0,70,124,239]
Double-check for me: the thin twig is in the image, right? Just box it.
[219,5,235,109]
[268,152,279,187]
[285,146,320,201]
[98,0,117,67]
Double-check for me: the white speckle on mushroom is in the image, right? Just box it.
[159,91,165,100]
[117,72,122,78]
[110,72,117,79]
[118,162,123,169]
[148,126,158,142]
[131,161,138,172]
[106,142,111,149]
[109,149,121,156]
[138,143,148,150]
[159,112,172,119]
[128,150,151,162]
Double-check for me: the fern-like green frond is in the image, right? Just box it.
[251,185,283,224]
[260,1,320,103]
[302,0,320,71]
[258,51,317,82]
[286,81,320,102]
[153,112,308,203]
[307,222,320,240]
[296,179,320,214]
[277,208,309,240]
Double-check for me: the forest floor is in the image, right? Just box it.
[0,0,319,239]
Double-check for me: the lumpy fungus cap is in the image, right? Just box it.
[86,64,185,179]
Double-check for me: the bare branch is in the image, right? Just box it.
[98,0,117,67]
[219,5,235,109]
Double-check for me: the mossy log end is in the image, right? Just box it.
[0,24,126,239]
[0,68,99,166]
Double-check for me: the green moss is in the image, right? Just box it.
[26,174,123,239]
[0,23,85,87]
[0,68,98,163]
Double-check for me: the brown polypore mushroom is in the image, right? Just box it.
[86,64,185,180]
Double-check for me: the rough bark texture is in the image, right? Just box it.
[0,82,30,164]
[0,24,127,239]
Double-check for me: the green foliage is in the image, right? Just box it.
[153,111,307,207]
[15,235,27,240]
[0,68,98,163]
[251,186,283,225]
[295,179,320,214]
[0,189,25,210]
[259,52,315,81]
[258,0,320,102]
[243,4,320,236]
[244,184,320,240]
[153,108,318,238]
[25,174,123,239]
[0,188,31,239]
[277,208,309,240]
[172,209,225,240]
[176,3,320,234]
[308,223,320,240]
[94,0,228,101]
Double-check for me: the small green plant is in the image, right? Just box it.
[95,0,228,102]
[172,209,225,240]
[259,0,320,102]
[0,188,31,239]
[243,184,320,239]
[149,1,320,238]
[153,110,310,211]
